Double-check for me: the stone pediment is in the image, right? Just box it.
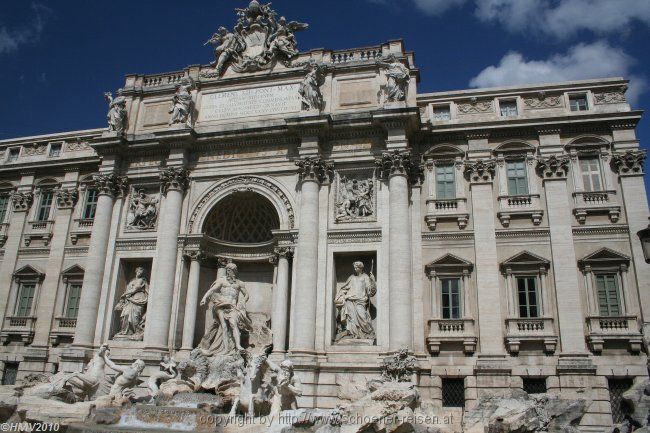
[501,251,550,269]
[61,265,85,276]
[12,264,45,282]
[579,247,630,269]
[425,253,473,274]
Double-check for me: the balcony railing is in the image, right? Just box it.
[425,198,469,230]
[330,47,382,64]
[0,316,36,344]
[573,190,620,224]
[426,318,477,354]
[50,316,77,345]
[497,194,543,227]
[505,317,557,353]
[70,218,94,245]
[24,220,54,246]
[586,315,642,352]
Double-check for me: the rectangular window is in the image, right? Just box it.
[569,94,589,112]
[0,195,8,223]
[517,277,539,318]
[507,161,529,196]
[435,165,456,199]
[16,283,36,317]
[596,274,620,316]
[608,378,633,423]
[82,189,98,219]
[500,100,518,117]
[36,190,53,221]
[49,143,62,157]
[441,278,461,319]
[442,378,465,407]
[433,106,451,121]
[1,363,19,386]
[7,148,20,162]
[579,157,603,192]
[65,283,82,318]
[523,378,547,394]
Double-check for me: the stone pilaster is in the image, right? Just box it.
[181,249,204,351]
[271,246,293,354]
[537,155,588,354]
[144,167,189,350]
[290,157,332,355]
[73,173,127,348]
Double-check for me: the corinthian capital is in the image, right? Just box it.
[93,174,129,198]
[463,159,496,183]
[55,188,79,209]
[612,150,646,176]
[10,191,34,212]
[296,157,333,184]
[160,167,190,194]
[536,155,570,179]
[375,150,422,184]
[183,249,205,262]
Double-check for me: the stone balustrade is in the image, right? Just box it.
[0,316,37,344]
[426,317,477,355]
[572,190,620,223]
[330,47,382,64]
[142,72,186,88]
[504,317,557,354]
[586,315,643,353]
[24,220,55,246]
[70,218,94,245]
[425,197,469,230]
[497,194,543,227]
[49,316,77,345]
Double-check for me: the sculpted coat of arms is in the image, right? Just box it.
[203,1,308,78]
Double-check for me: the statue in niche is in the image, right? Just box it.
[335,176,374,222]
[335,261,377,341]
[114,267,148,340]
[169,77,195,126]
[299,60,327,112]
[104,91,127,134]
[199,262,253,356]
[127,189,158,230]
[376,54,410,102]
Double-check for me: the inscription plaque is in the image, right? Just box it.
[199,84,301,121]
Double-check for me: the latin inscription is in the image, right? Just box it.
[199,84,301,121]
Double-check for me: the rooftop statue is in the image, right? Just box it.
[104,90,127,134]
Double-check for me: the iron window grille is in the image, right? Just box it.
[442,378,465,407]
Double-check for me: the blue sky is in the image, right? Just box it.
[0,1,648,182]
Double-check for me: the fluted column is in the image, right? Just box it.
[272,246,293,354]
[376,150,418,351]
[144,167,189,350]
[73,174,127,347]
[290,157,332,354]
[181,249,204,351]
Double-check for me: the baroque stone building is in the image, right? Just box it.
[0,3,648,430]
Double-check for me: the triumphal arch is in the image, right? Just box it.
[0,2,649,432]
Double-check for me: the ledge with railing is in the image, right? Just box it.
[70,218,94,245]
[586,315,642,353]
[505,317,557,354]
[425,197,469,230]
[0,316,37,344]
[497,194,543,227]
[573,190,620,224]
[50,316,77,345]
[24,220,54,246]
[426,317,477,354]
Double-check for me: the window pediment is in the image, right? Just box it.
[494,141,534,155]
[61,265,84,282]
[12,265,45,282]
[501,251,550,273]
[425,253,473,275]
[579,247,629,271]
[423,144,465,160]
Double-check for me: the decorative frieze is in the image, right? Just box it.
[296,157,334,184]
[10,192,34,212]
[375,150,422,184]
[66,139,91,152]
[335,172,375,223]
[93,174,129,198]
[327,229,381,244]
[54,188,79,209]
[536,155,570,179]
[160,167,190,194]
[612,150,646,175]
[463,159,496,183]
[523,93,562,109]
[593,89,626,105]
[457,99,493,114]
[22,143,47,156]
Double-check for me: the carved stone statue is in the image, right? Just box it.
[381,348,416,382]
[299,61,327,112]
[204,26,245,76]
[127,189,158,230]
[266,16,308,60]
[102,350,145,400]
[147,355,178,397]
[268,359,302,416]
[376,54,410,102]
[114,267,148,340]
[335,176,374,221]
[199,262,253,356]
[229,351,272,417]
[104,91,127,134]
[169,78,195,126]
[335,261,377,341]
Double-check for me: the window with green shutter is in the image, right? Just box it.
[435,165,456,199]
[16,283,36,317]
[36,190,53,221]
[83,189,98,219]
[596,274,620,316]
[65,283,82,318]
[507,161,529,196]
[0,195,9,223]
[441,278,461,319]
[517,277,539,318]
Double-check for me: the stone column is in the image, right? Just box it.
[290,157,331,354]
[464,159,505,354]
[271,246,293,354]
[73,174,127,348]
[537,155,587,353]
[181,249,204,351]
[376,150,417,351]
[32,182,79,347]
[144,167,189,350]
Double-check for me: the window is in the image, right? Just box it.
[608,378,633,423]
[49,143,62,157]
[82,189,98,219]
[15,283,36,317]
[569,94,588,112]
[6,148,19,163]
[435,165,456,199]
[36,190,53,221]
[0,195,8,223]
[442,378,465,407]
[65,283,82,318]
[517,277,539,318]
[507,161,529,195]
[441,278,461,319]
[596,274,620,316]
[523,378,547,394]
[433,106,451,121]
[500,100,518,117]
[579,157,602,192]
[1,363,19,385]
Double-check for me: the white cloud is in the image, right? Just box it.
[0,3,51,55]
[468,41,647,104]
